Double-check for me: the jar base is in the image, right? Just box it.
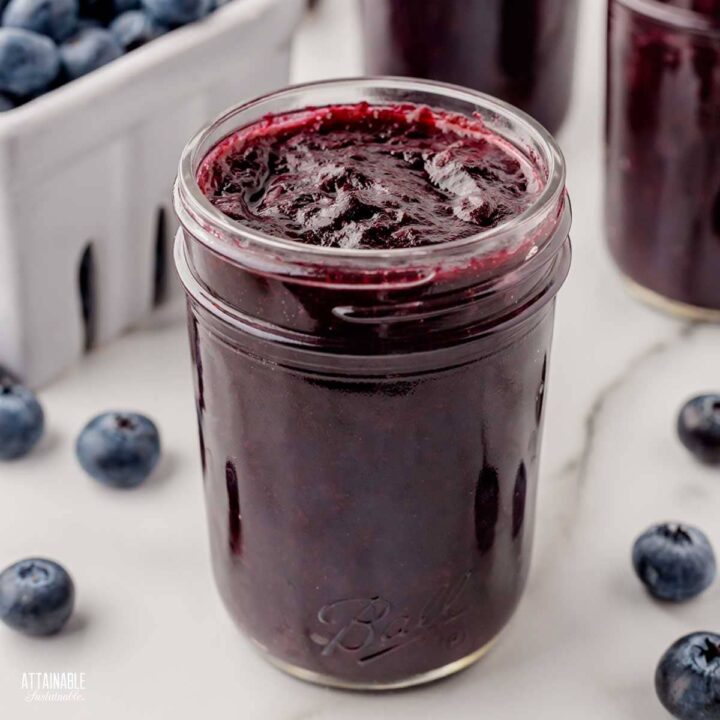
[623,276,720,322]
[260,639,497,691]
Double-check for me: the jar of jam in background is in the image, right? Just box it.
[360,0,580,135]
[174,79,571,690]
[606,0,720,318]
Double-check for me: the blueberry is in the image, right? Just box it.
[59,27,122,80]
[0,559,74,636]
[0,28,59,96]
[141,0,211,27]
[0,379,44,460]
[678,395,720,465]
[0,93,14,110]
[76,411,161,488]
[2,0,79,43]
[633,523,716,601]
[656,632,720,719]
[110,10,164,51]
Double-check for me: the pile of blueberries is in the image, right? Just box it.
[0,0,219,110]
[2,374,720,719]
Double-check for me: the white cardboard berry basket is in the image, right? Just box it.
[0,0,304,387]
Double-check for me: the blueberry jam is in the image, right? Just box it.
[606,0,720,312]
[199,103,540,251]
[360,0,580,135]
[659,0,720,18]
[179,92,571,688]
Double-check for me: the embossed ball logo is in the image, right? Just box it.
[309,572,472,664]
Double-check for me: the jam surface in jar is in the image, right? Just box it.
[199,102,541,251]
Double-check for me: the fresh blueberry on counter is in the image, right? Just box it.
[142,0,211,27]
[76,411,161,488]
[0,28,59,96]
[59,26,122,80]
[678,394,720,465]
[0,378,44,460]
[0,559,74,636]
[633,523,715,602]
[656,632,720,720]
[2,0,79,43]
[110,10,164,50]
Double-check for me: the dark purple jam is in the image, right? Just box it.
[606,0,720,311]
[199,103,540,251]
[184,101,570,687]
[360,0,580,135]
[659,0,720,18]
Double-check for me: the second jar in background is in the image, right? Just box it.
[360,0,580,135]
[606,0,720,317]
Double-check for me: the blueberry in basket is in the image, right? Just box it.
[110,9,164,50]
[141,0,211,27]
[59,25,121,78]
[2,0,79,42]
[0,27,59,96]
[0,0,217,107]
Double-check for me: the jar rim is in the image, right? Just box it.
[174,77,567,275]
[613,0,720,36]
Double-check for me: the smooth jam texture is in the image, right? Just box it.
[198,103,541,251]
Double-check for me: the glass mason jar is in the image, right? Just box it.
[606,0,720,318]
[360,0,580,135]
[174,78,571,690]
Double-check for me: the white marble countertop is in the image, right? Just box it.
[2,1,719,717]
